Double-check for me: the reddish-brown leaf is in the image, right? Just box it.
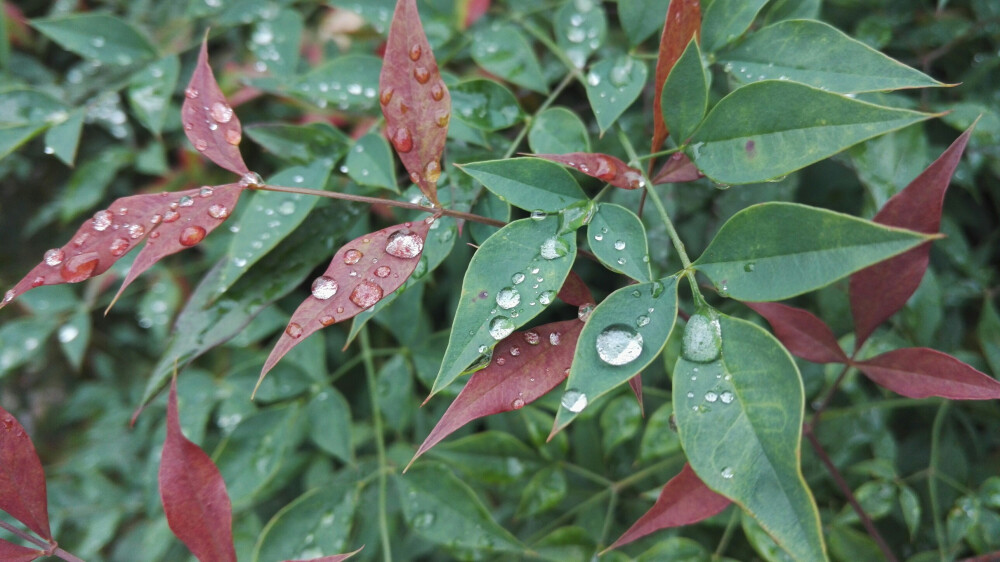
[849,124,974,349]
[651,0,701,158]
[159,378,237,562]
[604,463,730,552]
[526,153,644,190]
[379,0,450,206]
[651,152,704,184]
[856,348,1000,400]
[745,302,848,364]
[260,219,432,390]
[628,374,644,417]
[557,271,594,308]
[462,0,490,27]
[284,546,364,562]
[407,319,583,470]
[0,408,51,542]
[0,540,44,562]
[182,37,249,176]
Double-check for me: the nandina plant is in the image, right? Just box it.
[1,0,998,560]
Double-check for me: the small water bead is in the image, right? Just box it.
[478,344,489,354]
[613,240,626,251]
[529,210,547,221]
[511,272,525,285]
[375,266,392,278]
[60,253,100,283]
[577,303,594,322]
[3,290,14,303]
[408,43,422,61]
[343,249,363,264]
[349,280,383,308]
[524,331,540,345]
[560,389,588,412]
[549,332,561,346]
[208,204,230,219]
[210,102,233,123]
[385,229,423,258]
[538,290,556,306]
[109,237,130,256]
[31,277,45,288]
[496,287,520,310]
[319,315,337,326]
[179,226,207,246]
[179,196,194,208]
[225,129,242,145]
[744,262,756,272]
[163,210,180,223]
[424,160,442,183]
[185,87,199,99]
[434,111,449,127]
[92,210,113,231]
[379,87,394,105]
[704,391,718,403]
[539,237,569,260]
[720,391,735,404]
[194,139,209,152]
[616,257,626,265]
[511,398,525,410]
[509,346,521,356]
[595,324,644,366]
[489,316,515,340]
[593,233,603,241]
[391,127,414,153]
[682,310,723,363]
[636,315,650,328]
[44,249,65,267]
[430,83,445,101]
[686,392,695,398]
[285,322,304,338]
[311,276,338,300]
[413,66,430,84]
[721,467,734,479]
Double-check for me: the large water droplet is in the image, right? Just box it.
[682,310,722,363]
[391,127,413,153]
[385,229,423,258]
[375,265,391,278]
[539,237,570,260]
[239,172,264,188]
[594,155,617,181]
[413,66,430,84]
[489,316,515,340]
[210,102,233,123]
[92,210,113,231]
[424,160,442,183]
[511,272,525,285]
[720,391,735,404]
[595,324,644,366]
[179,226,207,247]
[286,322,303,338]
[311,276,338,300]
[343,249,363,264]
[109,237,130,256]
[349,280,383,308]
[208,204,230,219]
[613,240,626,250]
[59,253,100,282]
[496,287,520,310]
[538,290,556,306]
[560,389,588,412]
[44,248,65,266]
[408,43,422,61]
[721,467,734,479]
[524,331,540,345]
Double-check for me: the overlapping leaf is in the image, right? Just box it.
[527,153,644,190]
[584,55,647,133]
[253,483,359,562]
[849,124,973,348]
[856,348,1000,400]
[457,158,586,212]
[556,271,594,308]
[652,152,704,183]
[0,540,43,562]
[699,0,767,53]
[745,302,848,364]
[159,378,237,562]
[379,0,451,205]
[651,0,700,155]
[0,407,52,542]
[470,22,547,94]
[587,203,653,282]
[661,38,707,143]
[31,13,157,66]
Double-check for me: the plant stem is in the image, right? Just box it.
[504,72,575,160]
[634,146,682,163]
[713,508,740,559]
[929,401,951,561]
[0,522,84,562]
[360,327,393,562]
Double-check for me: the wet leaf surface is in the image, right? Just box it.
[0,406,52,541]
[744,302,848,364]
[528,152,644,190]
[856,348,1000,400]
[651,0,700,154]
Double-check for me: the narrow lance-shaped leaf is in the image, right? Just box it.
[652,152,704,184]
[526,152,644,190]
[744,302,848,364]
[159,377,237,562]
[628,374,644,417]
[182,37,249,176]
[651,0,701,157]
[0,540,44,562]
[849,123,974,349]
[604,464,731,552]
[259,219,432,390]
[408,319,583,470]
[0,407,52,542]
[379,0,450,206]
[856,348,1000,400]
[661,37,707,143]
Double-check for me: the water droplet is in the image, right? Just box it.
[343,249,363,264]
[277,201,296,215]
[430,83,445,101]
[92,210,113,231]
[538,290,556,305]
[577,303,594,322]
[385,229,423,258]
[524,331,540,345]
[511,272,525,285]
[635,315,650,328]
[319,315,336,326]
[391,127,413,153]
[2,290,13,303]
[549,332,561,345]
[540,237,570,259]
[60,253,99,282]
[185,87,199,99]
[594,155,617,181]
[511,398,525,409]
[434,110,450,128]
[286,322,303,338]
[179,226,207,246]
[496,287,520,310]
[163,210,180,223]
[194,138,209,151]
[720,391,734,404]
[239,171,264,188]
[210,102,233,123]
[30,277,44,288]
[613,240,626,250]
[350,280,383,308]
[109,237,130,256]
[743,262,756,273]
[408,43,422,61]
[509,346,521,356]
[560,389,588,412]
[705,391,718,403]
[593,233,603,241]
[721,467,734,479]
[682,309,722,363]
[379,87,394,105]
[375,266,392,278]
[489,316,515,340]
[225,129,242,145]
[596,324,644,366]
[413,511,435,528]
[530,210,547,221]
[44,248,65,266]
[413,66,430,83]
[208,204,230,219]
[311,276,338,300]
[424,160,442,183]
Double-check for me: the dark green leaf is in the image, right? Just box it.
[31,14,157,65]
[517,466,567,517]
[662,38,707,142]
[848,125,929,209]
[451,79,522,131]
[128,56,180,136]
[306,389,353,463]
[470,22,547,93]
[700,0,769,53]
[639,402,682,462]
[428,432,542,485]
[469,190,509,246]
[281,55,382,113]
[618,0,669,46]
[588,203,653,282]
[43,108,85,167]
[599,395,643,453]
[528,107,590,154]
[0,316,58,379]
[554,0,607,68]
[977,299,1000,377]
[458,158,586,213]
[248,9,302,77]
[57,309,91,371]
[345,131,397,192]
[0,88,68,160]
[585,55,647,133]
[252,482,357,562]
[246,122,351,166]
[59,147,132,222]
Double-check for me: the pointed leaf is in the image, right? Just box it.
[0,540,44,562]
[554,0,606,68]
[718,20,944,93]
[260,219,431,384]
[651,0,700,154]
[587,203,653,282]
[411,319,582,467]
[528,153,644,190]
[275,55,382,113]
[584,54,647,133]
[0,88,69,161]
[284,547,363,562]
[687,81,935,184]
[379,0,450,205]
[0,407,52,541]
[674,314,827,561]
[429,217,577,397]
[619,0,670,46]
[744,302,848,364]
[345,132,397,192]
[605,464,730,551]
[856,348,1000,400]
[159,378,237,562]
[182,39,249,175]
[552,278,678,436]
[699,0,767,53]
[528,107,590,154]
[849,124,973,348]
[128,55,180,136]
[557,271,594,308]
[692,202,933,301]
[662,38,707,143]
[628,374,644,417]
[31,13,156,65]
[457,158,586,213]
[652,152,704,184]
[253,484,358,562]
[471,22,547,94]
[43,108,84,166]
[450,79,522,131]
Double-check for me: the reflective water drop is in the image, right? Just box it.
[593,233,603,241]
[408,43,422,61]
[511,272,525,285]
[538,290,556,305]
[430,83,445,101]
[614,240,626,251]
[239,171,264,188]
[349,280,383,308]
[385,229,423,258]
[185,87,199,99]
[92,210,113,231]
[720,391,735,404]
[489,316,515,340]
[225,129,242,145]
[44,248,65,267]
[651,281,665,298]
[319,315,336,326]
[560,389,588,412]
[210,102,233,123]
[285,322,304,338]
[343,249,363,264]
[194,138,209,151]
[496,287,520,310]
[721,467,734,479]
[30,277,44,288]
[434,111,450,127]
[179,226,207,246]
[379,87,394,105]
[540,237,569,259]
[208,204,230,219]
[412,511,435,529]
[596,324,643,366]
[199,186,214,197]
[424,160,442,183]
[530,210,547,221]
[278,201,296,215]
[705,391,718,403]
[163,210,180,223]
[373,265,390,278]
[413,66,430,84]
[511,398,525,409]
[178,196,194,208]
[635,315,650,327]
[577,303,594,322]
[524,331,540,345]
[391,127,414,153]
[682,310,722,363]
[594,155,617,181]
[509,346,521,356]
[311,276,338,300]
[109,237,130,256]
[59,253,99,283]
[549,332,561,346]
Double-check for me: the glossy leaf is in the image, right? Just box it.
[605,464,730,551]
[551,278,678,436]
[306,389,353,463]
[557,271,594,308]
[470,22,547,93]
[428,432,541,485]
[652,152,704,184]
[600,395,643,452]
[31,13,156,65]
[283,55,382,112]
[379,0,450,205]
[587,203,652,282]
[182,40,249,175]
[661,38,707,143]
[744,302,848,364]
[584,55,648,133]
[43,108,84,166]
[618,0,670,46]
[699,0,767,53]
[848,125,930,209]
[0,317,58,378]
[260,219,431,388]
[674,314,827,561]
[528,107,590,154]
[457,158,586,213]
[253,484,358,562]
[0,88,69,160]
[856,348,1000,400]
[651,0,700,154]
[245,122,351,166]
[159,378,237,562]
[128,55,180,136]
[686,81,935,184]
[639,403,682,461]
[718,20,943,93]
[248,9,302,77]
[849,124,972,348]
[517,466,567,517]
[429,217,577,397]
[528,153,644,190]
[345,131,397,192]
[410,319,582,468]
[450,79,522,131]
[692,202,933,301]
[554,0,606,68]
[0,406,52,541]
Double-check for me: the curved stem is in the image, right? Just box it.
[360,327,393,562]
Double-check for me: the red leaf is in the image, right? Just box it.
[0,408,51,542]
[182,37,250,176]
[628,374,644,417]
[651,0,701,157]
[462,0,490,28]
[0,540,44,562]
[379,0,450,206]
[259,219,432,390]
[284,546,364,562]
[856,348,1000,400]
[526,153,644,190]
[159,378,237,562]
[557,271,594,308]
[407,319,583,470]
[604,463,730,552]
[651,152,704,184]
[849,124,974,349]
[745,302,848,364]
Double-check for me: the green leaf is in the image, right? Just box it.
[252,481,357,562]
[899,484,922,539]
[345,131,397,192]
[0,316,58,379]
[376,355,414,432]
[763,0,821,24]
[848,124,929,210]
[599,395,643,453]
[585,55,648,133]
[248,9,302,77]
[451,79,522,131]
[718,20,943,93]
[57,309,91,371]
[395,464,525,553]
[128,56,180,136]
[554,0,607,68]
[245,122,351,166]
[306,388,353,463]
[59,147,132,222]
[471,22,547,94]
[280,54,382,113]
[640,402,683,462]
[528,107,590,154]
[0,88,69,160]
[430,217,577,396]
[674,314,826,561]
[700,0,769,53]
[693,203,932,301]
[828,524,885,562]
[618,0,669,46]
[517,466,567,517]
[459,158,586,212]
[977,298,1000,377]
[587,203,652,282]
[553,278,678,434]
[43,108,85,166]
[31,14,157,65]
[662,38,707,142]
[469,190,509,246]
[429,432,542,485]
[686,81,935,184]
